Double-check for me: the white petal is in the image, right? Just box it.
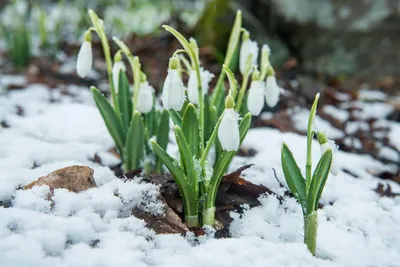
[187,69,215,104]
[247,80,265,116]
[187,70,198,104]
[112,61,126,93]
[136,82,154,113]
[239,39,259,75]
[218,109,240,151]
[265,76,280,107]
[76,41,92,78]
[162,69,185,110]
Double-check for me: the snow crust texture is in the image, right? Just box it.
[0,82,399,267]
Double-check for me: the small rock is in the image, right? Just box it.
[25,166,96,192]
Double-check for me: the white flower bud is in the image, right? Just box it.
[218,108,240,151]
[320,140,339,176]
[187,69,215,104]
[239,39,259,75]
[136,81,154,114]
[247,80,265,116]
[265,75,280,107]
[162,69,185,110]
[112,61,126,93]
[76,41,92,78]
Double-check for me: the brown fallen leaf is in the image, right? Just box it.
[25,165,96,192]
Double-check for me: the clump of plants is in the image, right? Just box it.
[281,93,338,255]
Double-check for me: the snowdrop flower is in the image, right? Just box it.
[162,57,185,110]
[218,95,240,151]
[247,70,265,116]
[112,51,126,92]
[318,132,339,176]
[136,81,154,113]
[187,68,215,104]
[265,74,280,107]
[76,31,92,78]
[239,30,259,75]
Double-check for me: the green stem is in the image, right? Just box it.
[304,211,318,256]
[88,10,119,114]
[305,94,320,192]
[210,69,226,107]
[194,60,204,154]
[235,74,250,112]
[202,207,216,226]
[185,215,199,228]
[199,114,223,167]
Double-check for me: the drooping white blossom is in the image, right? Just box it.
[265,75,280,107]
[218,108,240,151]
[136,81,154,114]
[187,69,215,104]
[247,80,265,116]
[239,39,259,75]
[76,41,92,78]
[162,69,185,110]
[112,61,126,92]
[320,140,339,176]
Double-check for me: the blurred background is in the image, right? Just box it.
[0,0,399,181]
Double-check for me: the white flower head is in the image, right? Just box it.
[265,75,280,107]
[218,105,240,152]
[247,80,265,116]
[136,81,154,113]
[239,33,259,75]
[76,40,92,78]
[112,61,126,92]
[318,132,339,176]
[187,68,215,104]
[162,59,186,110]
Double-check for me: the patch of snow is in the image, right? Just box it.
[358,89,387,101]
[323,105,349,122]
[291,107,344,139]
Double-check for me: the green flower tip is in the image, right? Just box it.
[225,94,235,109]
[84,30,92,42]
[114,51,122,62]
[252,68,260,81]
[267,66,275,77]
[134,110,141,116]
[140,72,147,82]
[169,57,179,70]
[242,29,250,41]
[317,132,328,144]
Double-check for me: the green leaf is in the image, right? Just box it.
[308,149,333,211]
[155,110,170,173]
[169,109,183,127]
[182,104,200,158]
[118,71,132,130]
[206,112,252,208]
[151,140,197,216]
[124,111,145,171]
[91,86,126,156]
[175,126,198,194]
[281,143,307,211]
[224,10,242,67]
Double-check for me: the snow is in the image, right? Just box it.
[323,105,349,122]
[291,107,344,139]
[358,89,387,101]
[0,84,399,266]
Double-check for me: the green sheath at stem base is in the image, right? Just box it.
[304,211,318,256]
[185,215,199,228]
[202,207,216,226]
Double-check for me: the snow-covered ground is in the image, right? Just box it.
[0,81,399,267]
